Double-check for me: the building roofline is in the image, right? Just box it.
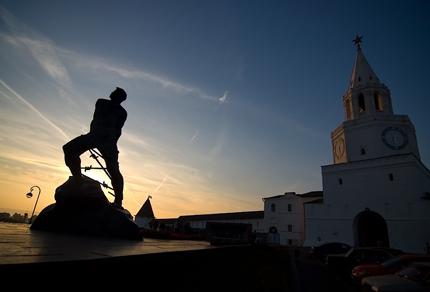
[303,198,324,204]
[262,190,323,200]
[178,210,264,221]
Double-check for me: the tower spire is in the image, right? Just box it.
[342,36,393,120]
[349,35,380,89]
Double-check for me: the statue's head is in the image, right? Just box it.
[110,87,127,103]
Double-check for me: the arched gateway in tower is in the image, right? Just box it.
[303,36,430,253]
[353,209,389,248]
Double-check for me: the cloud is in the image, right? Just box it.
[0,79,70,140]
[0,7,72,88]
[19,36,71,87]
[59,48,223,103]
[152,175,168,195]
[189,130,199,143]
[218,91,228,104]
[121,132,161,155]
[0,6,227,105]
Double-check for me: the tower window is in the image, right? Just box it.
[288,224,293,232]
[369,75,373,80]
[270,203,276,212]
[358,94,366,112]
[389,173,394,181]
[360,147,366,155]
[358,77,362,82]
[288,204,292,212]
[338,178,343,185]
[374,92,383,111]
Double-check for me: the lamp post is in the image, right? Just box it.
[26,186,41,224]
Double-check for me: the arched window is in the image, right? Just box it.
[358,94,366,112]
[374,92,383,111]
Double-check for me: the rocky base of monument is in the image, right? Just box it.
[31,176,143,241]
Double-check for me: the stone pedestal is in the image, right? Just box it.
[31,176,142,241]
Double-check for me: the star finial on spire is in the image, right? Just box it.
[353,34,363,50]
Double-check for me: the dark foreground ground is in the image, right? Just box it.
[294,252,350,292]
[1,245,291,291]
[0,245,352,292]
[0,224,348,291]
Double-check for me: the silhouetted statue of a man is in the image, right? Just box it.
[63,87,127,208]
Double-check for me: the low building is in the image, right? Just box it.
[155,218,178,231]
[263,191,322,246]
[177,211,265,234]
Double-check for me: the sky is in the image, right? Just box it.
[0,0,429,218]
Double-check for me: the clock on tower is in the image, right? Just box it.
[381,127,408,150]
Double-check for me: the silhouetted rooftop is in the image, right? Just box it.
[178,211,264,222]
[263,191,323,200]
[303,198,324,204]
[135,197,155,218]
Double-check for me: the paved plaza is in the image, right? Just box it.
[0,223,211,265]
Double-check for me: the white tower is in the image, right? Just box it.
[332,36,420,164]
[304,36,430,253]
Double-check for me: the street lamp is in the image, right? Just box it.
[26,185,41,224]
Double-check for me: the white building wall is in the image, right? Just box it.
[305,155,430,253]
[263,194,320,246]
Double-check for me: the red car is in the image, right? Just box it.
[361,262,430,292]
[352,254,430,282]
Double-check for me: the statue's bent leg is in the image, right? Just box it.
[63,134,95,180]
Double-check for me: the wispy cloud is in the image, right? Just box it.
[152,175,168,195]
[1,5,225,104]
[189,130,199,143]
[218,91,228,104]
[0,79,69,140]
[0,7,72,88]
[58,48,223,103]
[121,132,161,155]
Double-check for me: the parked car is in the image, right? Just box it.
[327,247,403,279]
[361,262,430,292]
[352,254,430,283]
[310,242,351,262]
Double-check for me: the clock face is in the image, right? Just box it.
[334,137,345,160]
[381,127,408,150]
